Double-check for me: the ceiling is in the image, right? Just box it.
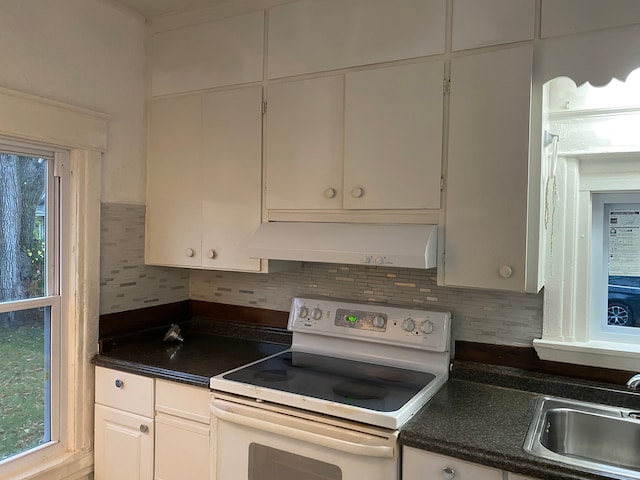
[108,0,242,20]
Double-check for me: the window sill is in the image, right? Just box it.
[533,338,640,371]
[0,448,92,480]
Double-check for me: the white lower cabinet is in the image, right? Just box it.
[95,405,155,480]
[403,447,541,480]
[403,447,502,480]
[154,380,211,480]
[95,368,211,480]
[94,367,155,480]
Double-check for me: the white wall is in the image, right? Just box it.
[0,0,147,204]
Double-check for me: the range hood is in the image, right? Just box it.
[247,222,437,269]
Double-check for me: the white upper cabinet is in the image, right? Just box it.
[146,86,264,271]
[265,61,444,212]
[343,61,444,210]
[265,75,345,211]
[146,94,202,268]
[201,87,263,271]
[152,11,264,96]
[445,45,540,292]
[452,0,536,51]
[267,0,446,79]
[541,0,640,38]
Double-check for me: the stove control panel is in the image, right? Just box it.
[289,297,451,351]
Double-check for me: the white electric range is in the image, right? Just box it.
[209,297,451,480]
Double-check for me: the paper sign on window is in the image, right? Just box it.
[609,208,640,276]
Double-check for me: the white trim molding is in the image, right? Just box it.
[534,339,640,371]
[535,152,640,372]
[0,87,105,478]
[0,86,109,152]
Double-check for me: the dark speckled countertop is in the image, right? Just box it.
[400,362,640,480]
[93,321,640,480]
[92,319,291,388]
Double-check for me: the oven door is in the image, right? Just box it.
[211,397,398,480]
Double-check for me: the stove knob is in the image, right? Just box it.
[420,319,434,335]
[311,308,323,320]
[298,306,309,319]
[402,317,416,332]
[372,315,385,329]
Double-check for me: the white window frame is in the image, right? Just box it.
[0,87,107,479]
[590,193,640,342]
[534,152,640,371]
[0,144,63,462]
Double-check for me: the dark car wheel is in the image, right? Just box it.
[608,301,634,326]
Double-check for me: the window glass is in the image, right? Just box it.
[0,306,51,460]
[590,193,640,342]
[606,203,640,329]
[0,153,48,302]
[0,151,57,462]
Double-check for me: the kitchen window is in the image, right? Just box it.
[534,72,640,370]
[0,87,104,480]
[590,194,640,340]
[0,144,64,463]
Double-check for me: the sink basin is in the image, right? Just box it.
[524,396,640,479]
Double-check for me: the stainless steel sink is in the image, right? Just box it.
[524,396,640,479]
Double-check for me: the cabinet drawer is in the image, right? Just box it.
[403,447,502,480]
[95,366,154,417]
[155,379,210,424]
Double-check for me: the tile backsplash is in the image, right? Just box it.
[100,203,543,346]
[190,264,543,347]
[100,203,189,314]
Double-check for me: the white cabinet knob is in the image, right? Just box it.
[324,187,337,199]
[207,249,217,259]
[139,424,149,434]
[351,187,365,198]
[498,265,513,278]
[442,467,455,480]
[185,248,195,258]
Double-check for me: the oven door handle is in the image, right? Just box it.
[211,399,396,458]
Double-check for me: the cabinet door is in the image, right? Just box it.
[155,413,209,480]
[343,61,444,210]
[152,11,264,96]
[402,447,502,480]
[268,0,446,79]
[265,76,344,210]
[541,0,640,38]
[445,45,534,291]
[201,86,263,271]
[452,0,535,51]
[147,94,202,268]
[95,404,154,480]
